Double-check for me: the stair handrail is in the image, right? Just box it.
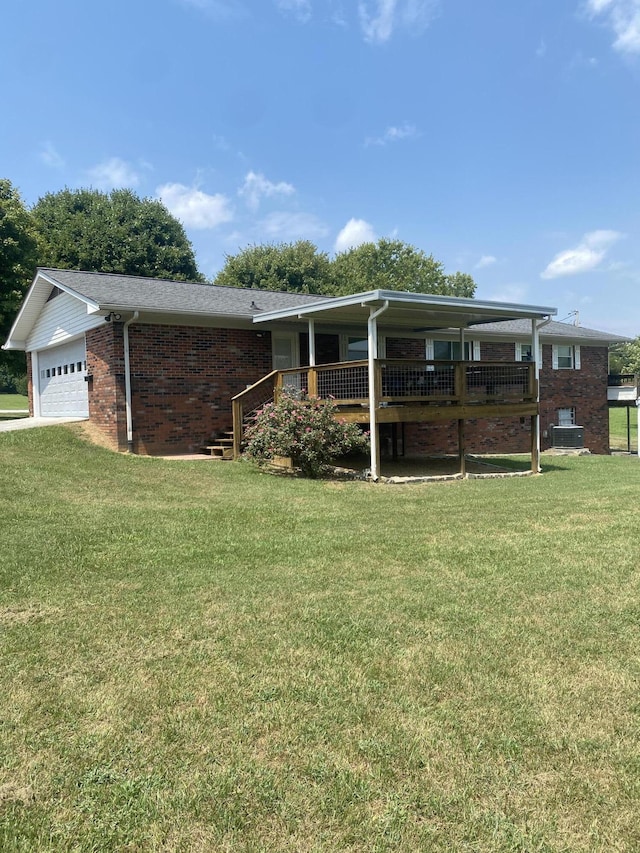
[232,370,279,459]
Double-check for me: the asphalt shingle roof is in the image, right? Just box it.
[41,268,330,317]
[471,318,629,344]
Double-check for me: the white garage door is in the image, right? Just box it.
[37,339,89,417]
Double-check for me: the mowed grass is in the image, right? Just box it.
[1,427,639,852]
[610,406,638,452]
[0,395,29,420]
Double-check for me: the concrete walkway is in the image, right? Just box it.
[0,416,88,433]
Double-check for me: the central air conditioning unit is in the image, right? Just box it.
[550,425,584,449]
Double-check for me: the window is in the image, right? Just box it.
[516,343,533,362]
[346,336,368,361]
[557,407,576,426]
[552,344,581,370]
[429,340,479,361]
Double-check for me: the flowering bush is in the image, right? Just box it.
[243,391,370,478]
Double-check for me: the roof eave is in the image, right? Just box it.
[252,289,557,325]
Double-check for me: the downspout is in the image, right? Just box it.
[123,311,139,453]
[368,301,389,482]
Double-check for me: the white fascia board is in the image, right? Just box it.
[4,270,101,349]
[97,304,255,322]
[252,288,557,324]
[37,271,101,312]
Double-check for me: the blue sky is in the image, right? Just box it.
[2,0,640,336]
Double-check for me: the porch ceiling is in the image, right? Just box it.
[251,289,557,331]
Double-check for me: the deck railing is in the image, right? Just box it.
[608,373,638,387]
[275,359,535,406]
[232,360,536,458]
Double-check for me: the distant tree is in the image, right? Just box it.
[32,188,203,281]
[331,238,476,297]
[610,337,640,375]
[214,241,333,294]
[0,179,39,380]
[443,271,476,298]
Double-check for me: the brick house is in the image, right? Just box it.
[3,269,627,476]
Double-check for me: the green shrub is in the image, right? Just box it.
[243,391,370,477]
[0,365,17,393]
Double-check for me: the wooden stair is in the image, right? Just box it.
[202,430,235,460]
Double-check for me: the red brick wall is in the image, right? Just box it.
[86,324,128,450]
[127,325,272,454]
[386,338,425,359]
[79,323,610,457]
[539,344,609,454]
[399,344,609,455]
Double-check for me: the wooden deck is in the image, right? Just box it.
[232,359,539,462]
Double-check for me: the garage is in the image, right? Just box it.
[37,338,89,417]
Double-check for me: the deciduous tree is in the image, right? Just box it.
[214,241,333,294]
[0,179,39,380]
[33,188,203,281]
[331,238,476,297]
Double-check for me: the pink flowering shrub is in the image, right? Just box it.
[243,391,370,477]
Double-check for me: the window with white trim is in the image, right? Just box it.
[515,343,533,362]
[552,344,581,370]
[557,407,576,426]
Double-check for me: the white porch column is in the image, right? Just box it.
[532,318,542,472]
[368,302,389,482]
[636,399,640,459]
[308,319,316,366]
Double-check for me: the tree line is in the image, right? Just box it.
[0,178,480,389]
[3,177,638,387]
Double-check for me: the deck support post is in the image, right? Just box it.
[531,318,544,473]
[458,418,466,477]
[368,301,389,481]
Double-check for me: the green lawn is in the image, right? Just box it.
[0,394,29,420]
[610,406,638,452]
[1,427,639,852]
[0,394,28,411]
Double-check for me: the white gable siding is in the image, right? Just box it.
[26,292,104,352]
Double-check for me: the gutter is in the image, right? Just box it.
[123,311,139,453]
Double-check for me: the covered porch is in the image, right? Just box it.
[236,290,556,480]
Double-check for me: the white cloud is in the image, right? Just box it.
[259,211,329,240]
[275,0,312,22]
[39,142,65,169]
[157,183,234,229]
[475,255,498,269]
[585,0,640,54]
[239,171,295,211]
[334,218,378,253]
[87,158,141,190]
[358,0,438,43]
[541,229,624,279]
[365,122,419,146]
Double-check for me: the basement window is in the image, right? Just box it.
[557,407,576,426]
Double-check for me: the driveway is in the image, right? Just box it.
[0,416,88,433]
